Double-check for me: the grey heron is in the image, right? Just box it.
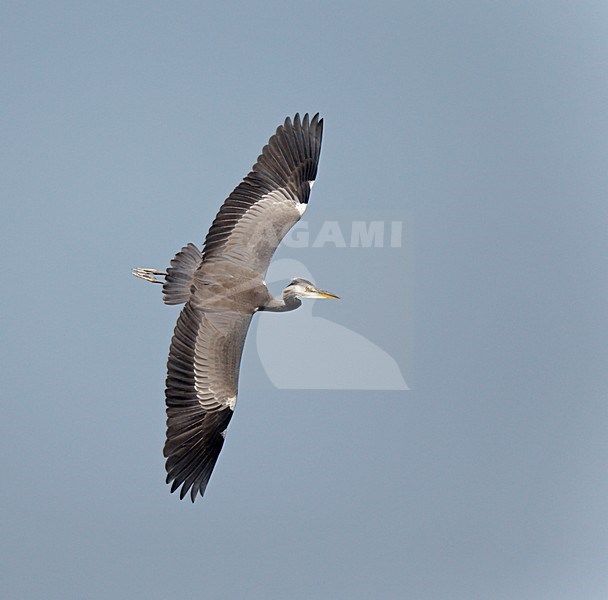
[133,113,338,501]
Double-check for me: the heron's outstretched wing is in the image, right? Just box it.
[202,113,323,275]
[164,301,252,501]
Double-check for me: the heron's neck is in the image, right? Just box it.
[261,294,302,313]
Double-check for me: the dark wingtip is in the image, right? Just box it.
[284,112,322,133]
[165,477,204,502]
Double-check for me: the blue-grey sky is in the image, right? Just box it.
[2,2,607,599]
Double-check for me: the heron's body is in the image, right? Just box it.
[134,114,337,501]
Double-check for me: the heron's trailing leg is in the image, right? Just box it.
[132,267,167,284]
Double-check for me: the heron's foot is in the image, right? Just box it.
[132,267,167,284]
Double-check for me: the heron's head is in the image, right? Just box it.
[283,278,340,300]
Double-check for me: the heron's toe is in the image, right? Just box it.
[132,267,166,283]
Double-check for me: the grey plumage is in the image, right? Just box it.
[134,113,338,501]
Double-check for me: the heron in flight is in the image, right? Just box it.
[133,113,338,501]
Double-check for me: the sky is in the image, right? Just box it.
[2,2,607,599]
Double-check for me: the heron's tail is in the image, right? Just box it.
[163,243,202,305]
